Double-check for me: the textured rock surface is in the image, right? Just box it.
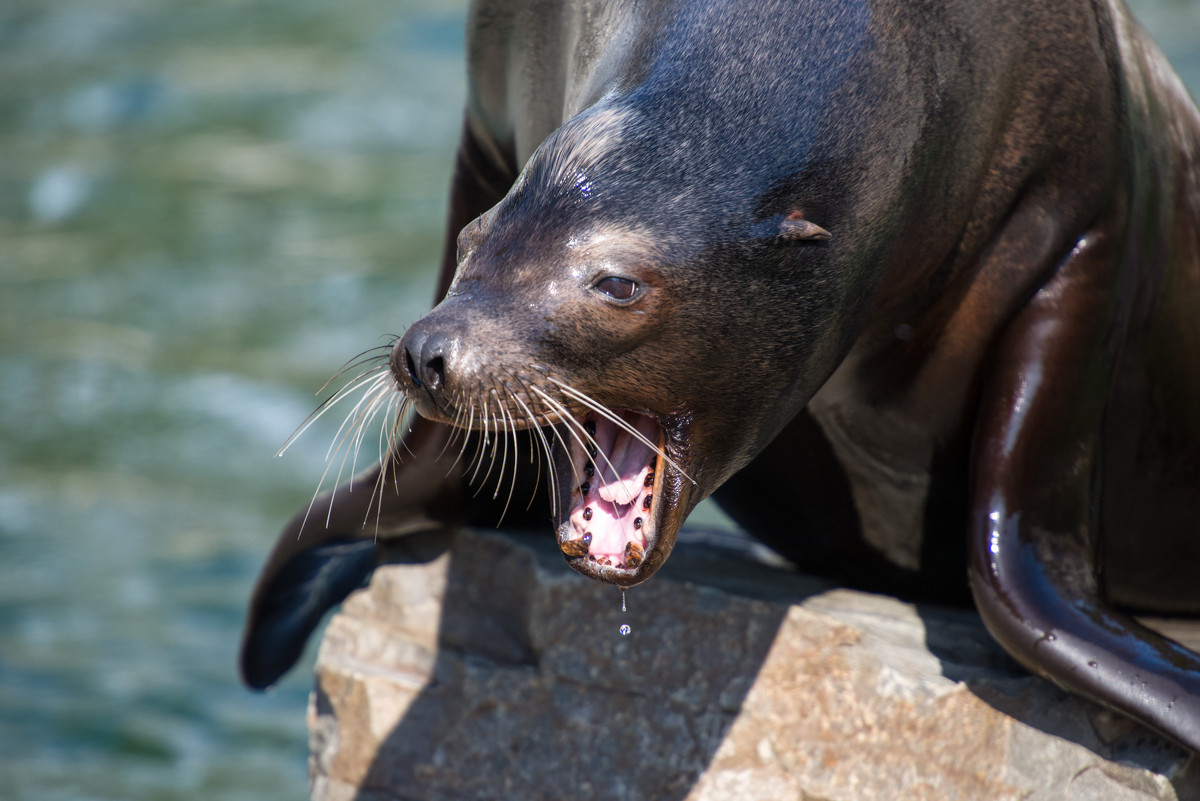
[308,528,1199,801]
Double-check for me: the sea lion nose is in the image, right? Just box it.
[394,327,449,393]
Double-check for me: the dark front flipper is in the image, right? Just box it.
[239,420,469,690]
[240,538,378,691]
[241,526,457,690]
[969,227,1200,752]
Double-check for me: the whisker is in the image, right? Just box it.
[435,397,470,464]
[323,371,393,465]
[325,384,394,511]
[492,388,521,525]
[528,385,621,493]
[348,378,394,468]
[505,378,556,515]
[316,344,393,393]
[489,386,511,502]
[537,400,585,493]
[278,364,391,457]
[365,392,407,531]
[474,395,505,497]
[444,401,476,480]
[548,377,695,483]
[293,379,393,537]
[281,343,402,541]
[467,396,494,489]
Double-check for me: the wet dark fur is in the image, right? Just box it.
[243,0,1200,753]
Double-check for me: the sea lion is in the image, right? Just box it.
[241,0,1200,753]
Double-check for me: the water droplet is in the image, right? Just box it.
[621,590,626,613]
[619,624,631,636]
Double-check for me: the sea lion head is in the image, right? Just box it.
[392,103,866,587]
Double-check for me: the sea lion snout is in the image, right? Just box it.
[395,325,449,393]
[391,294,545,424]
[392,314,476,419]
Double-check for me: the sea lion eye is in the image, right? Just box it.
[593,276,638,301]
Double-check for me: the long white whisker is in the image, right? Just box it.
[277,364,390,457]
[323,371,392,465]
[468,396,493,488]
[364,392,406,531]
[548,377,695,483]
[489,386,511,502]
[295,381,390,536]
[326,386,395,524]
[316,344,393,392]
[444,401,476,479]
[282,347,398,541]
[436,398,469,464]
[474,394,505,497]
[380,396,410,494]
[528,385,619,492]
[537,400,584,493]
[506,382,556,516]
[349,380,393,468]
[491,391,521,525]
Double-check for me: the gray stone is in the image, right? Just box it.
[307,528,1199,800]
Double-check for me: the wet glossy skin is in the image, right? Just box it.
[242,0,1200,752]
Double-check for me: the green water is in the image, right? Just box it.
[0,1,463,798]
[0,1,1195,799]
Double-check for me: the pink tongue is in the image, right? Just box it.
[595,414,657,504]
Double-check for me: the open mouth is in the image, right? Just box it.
[557,410,665,577]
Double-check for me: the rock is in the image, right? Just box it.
[307,528,1199,801]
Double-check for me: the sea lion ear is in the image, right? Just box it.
[778,214,832,242]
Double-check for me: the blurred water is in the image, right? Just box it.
[0,1,1195,800]
[0,1,464,798]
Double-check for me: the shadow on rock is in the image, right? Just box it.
[308,526,1197,800]
[321,528,812,801]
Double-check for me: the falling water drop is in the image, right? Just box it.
[619,589,630,635]
[620,624,631,636]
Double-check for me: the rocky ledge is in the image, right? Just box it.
[307,527,1198,801]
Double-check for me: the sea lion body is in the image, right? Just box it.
[243,0,1200,753]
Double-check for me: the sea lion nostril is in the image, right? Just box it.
[398,328,451,393]
[417,332,450,391]
[404,347,422,388]
[424,355,445,391]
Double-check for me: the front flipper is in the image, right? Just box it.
[970,228,1200,752]
[239,420,467,689]
[240,537,379,690]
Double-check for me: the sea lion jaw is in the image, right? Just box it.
[554,408,693,587]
